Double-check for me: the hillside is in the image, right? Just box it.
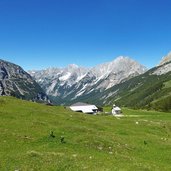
[74,59,171,112]
[0,97,170,170]
[0,59,49,102]
[99,61,171,111]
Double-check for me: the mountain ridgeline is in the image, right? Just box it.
[0,59,49,102]
[1,53,171,112]
[29,56,147,105]
[29,53,171,112]
[93,53,171,111]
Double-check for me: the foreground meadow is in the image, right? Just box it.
[0,97,170,171]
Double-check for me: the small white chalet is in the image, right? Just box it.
[70,102,98,114]
[112,104,122,115]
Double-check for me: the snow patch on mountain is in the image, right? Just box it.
[59,72,71,81]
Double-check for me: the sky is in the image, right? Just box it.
[0,0,171,70]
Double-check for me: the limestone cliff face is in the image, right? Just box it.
[0,59,49,102]
[159,52,171,66]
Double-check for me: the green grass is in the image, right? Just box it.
[164,80,171,89]
[0,97,171,171]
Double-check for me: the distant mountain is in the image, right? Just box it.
[29,56,147,104]
[94,58,171,112]
[0,59,49,102]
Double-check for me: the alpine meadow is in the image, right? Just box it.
[1,0,171,170]
[0,97,170,170]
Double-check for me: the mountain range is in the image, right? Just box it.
[87,57,171,111]
[29,56,147,105]
[1,52,171,112]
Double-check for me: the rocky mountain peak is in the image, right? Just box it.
[152,52,171,75]
[0,59,49,102]
[159,52,171,66]
[67,64,79,69]
[91,56,146,78]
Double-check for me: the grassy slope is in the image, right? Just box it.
[101,69,171,111]
[0,97,170,171]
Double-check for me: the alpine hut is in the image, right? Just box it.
[70,102,98,114]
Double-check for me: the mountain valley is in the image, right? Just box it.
[1,52,171,111]
[29,56,147,105]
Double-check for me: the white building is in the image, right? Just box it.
[112,104,122,115]
[70,102,98,114]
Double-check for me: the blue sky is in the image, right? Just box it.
[0,0,171,70]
